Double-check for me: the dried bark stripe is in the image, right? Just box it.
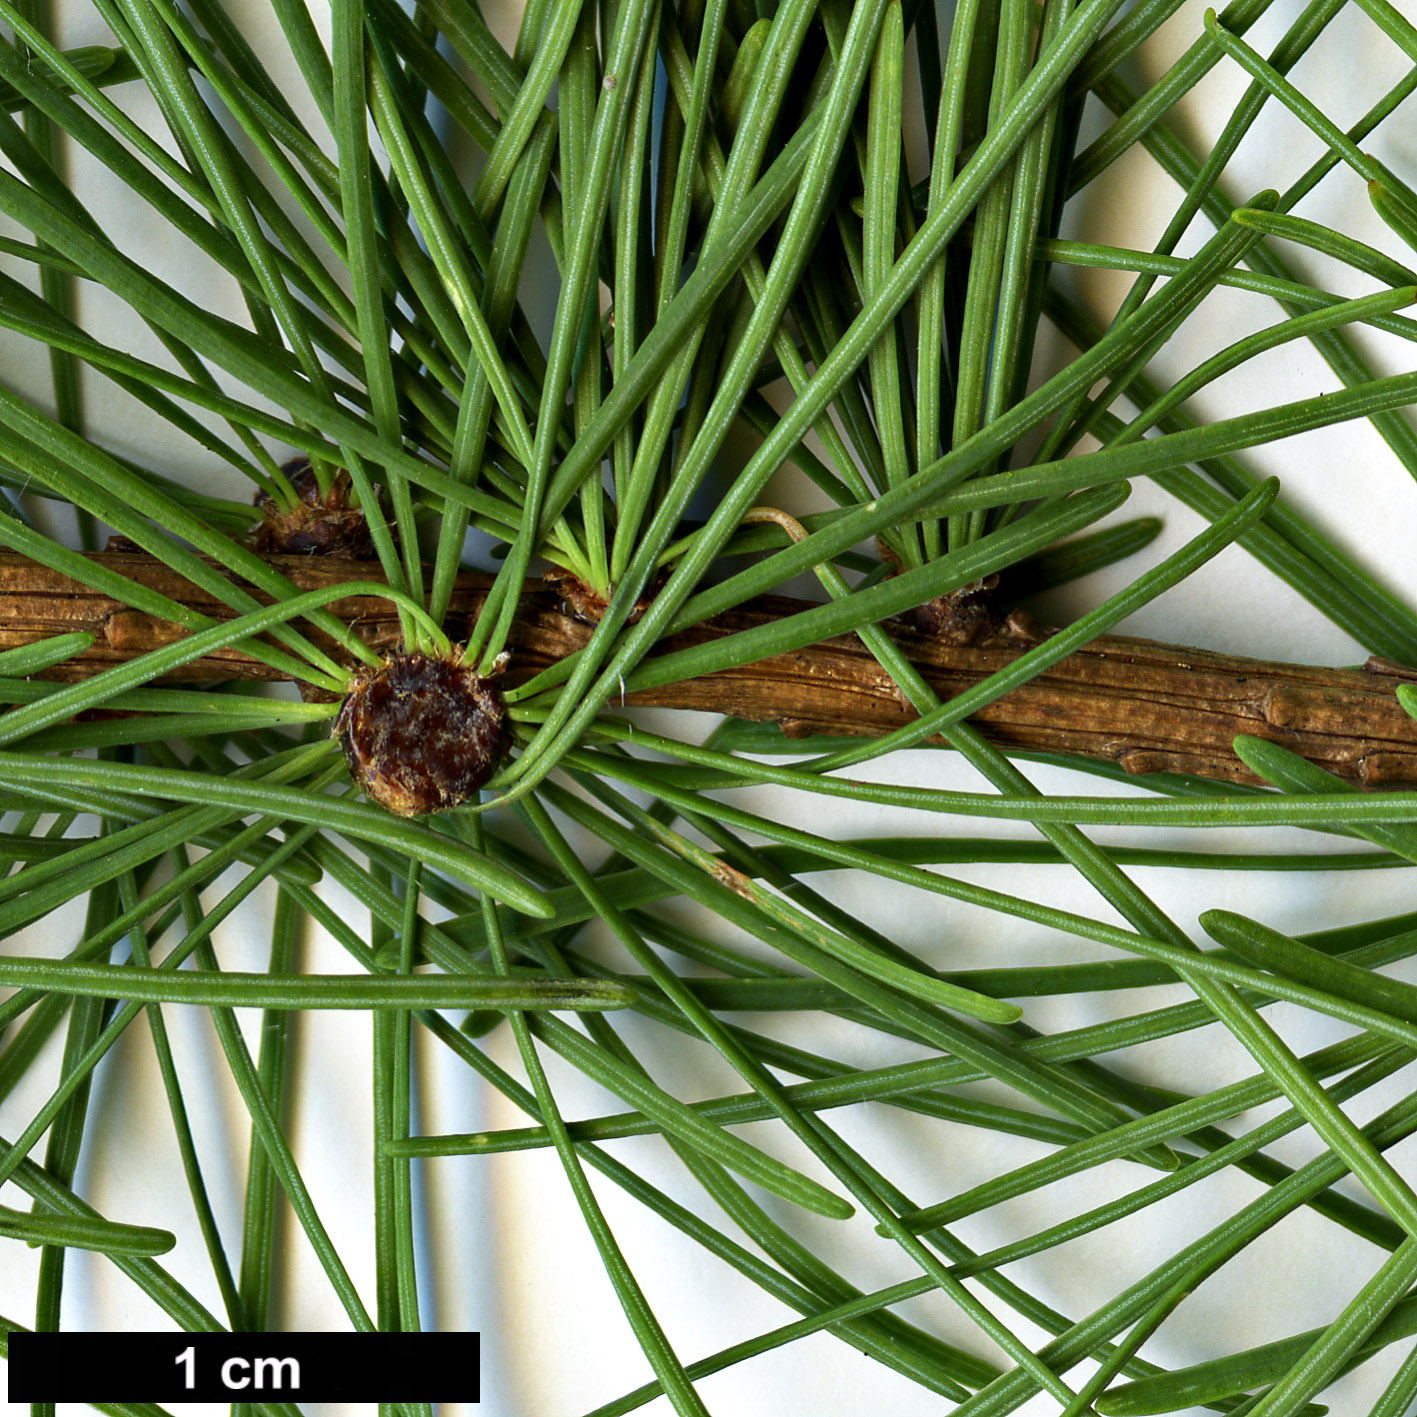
[2,550,1414,788]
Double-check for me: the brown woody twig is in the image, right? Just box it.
[3,549,1416,788]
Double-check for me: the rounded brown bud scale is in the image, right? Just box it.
[335,651,507,816]
[252,457,378,559]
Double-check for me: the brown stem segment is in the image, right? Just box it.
[4,550,1417,788]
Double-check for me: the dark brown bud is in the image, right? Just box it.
[542,567,663,625]
[335,651,507,816]
[252,457,378,559]
[900,574,999,644]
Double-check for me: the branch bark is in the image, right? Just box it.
[3,549,1416,789]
